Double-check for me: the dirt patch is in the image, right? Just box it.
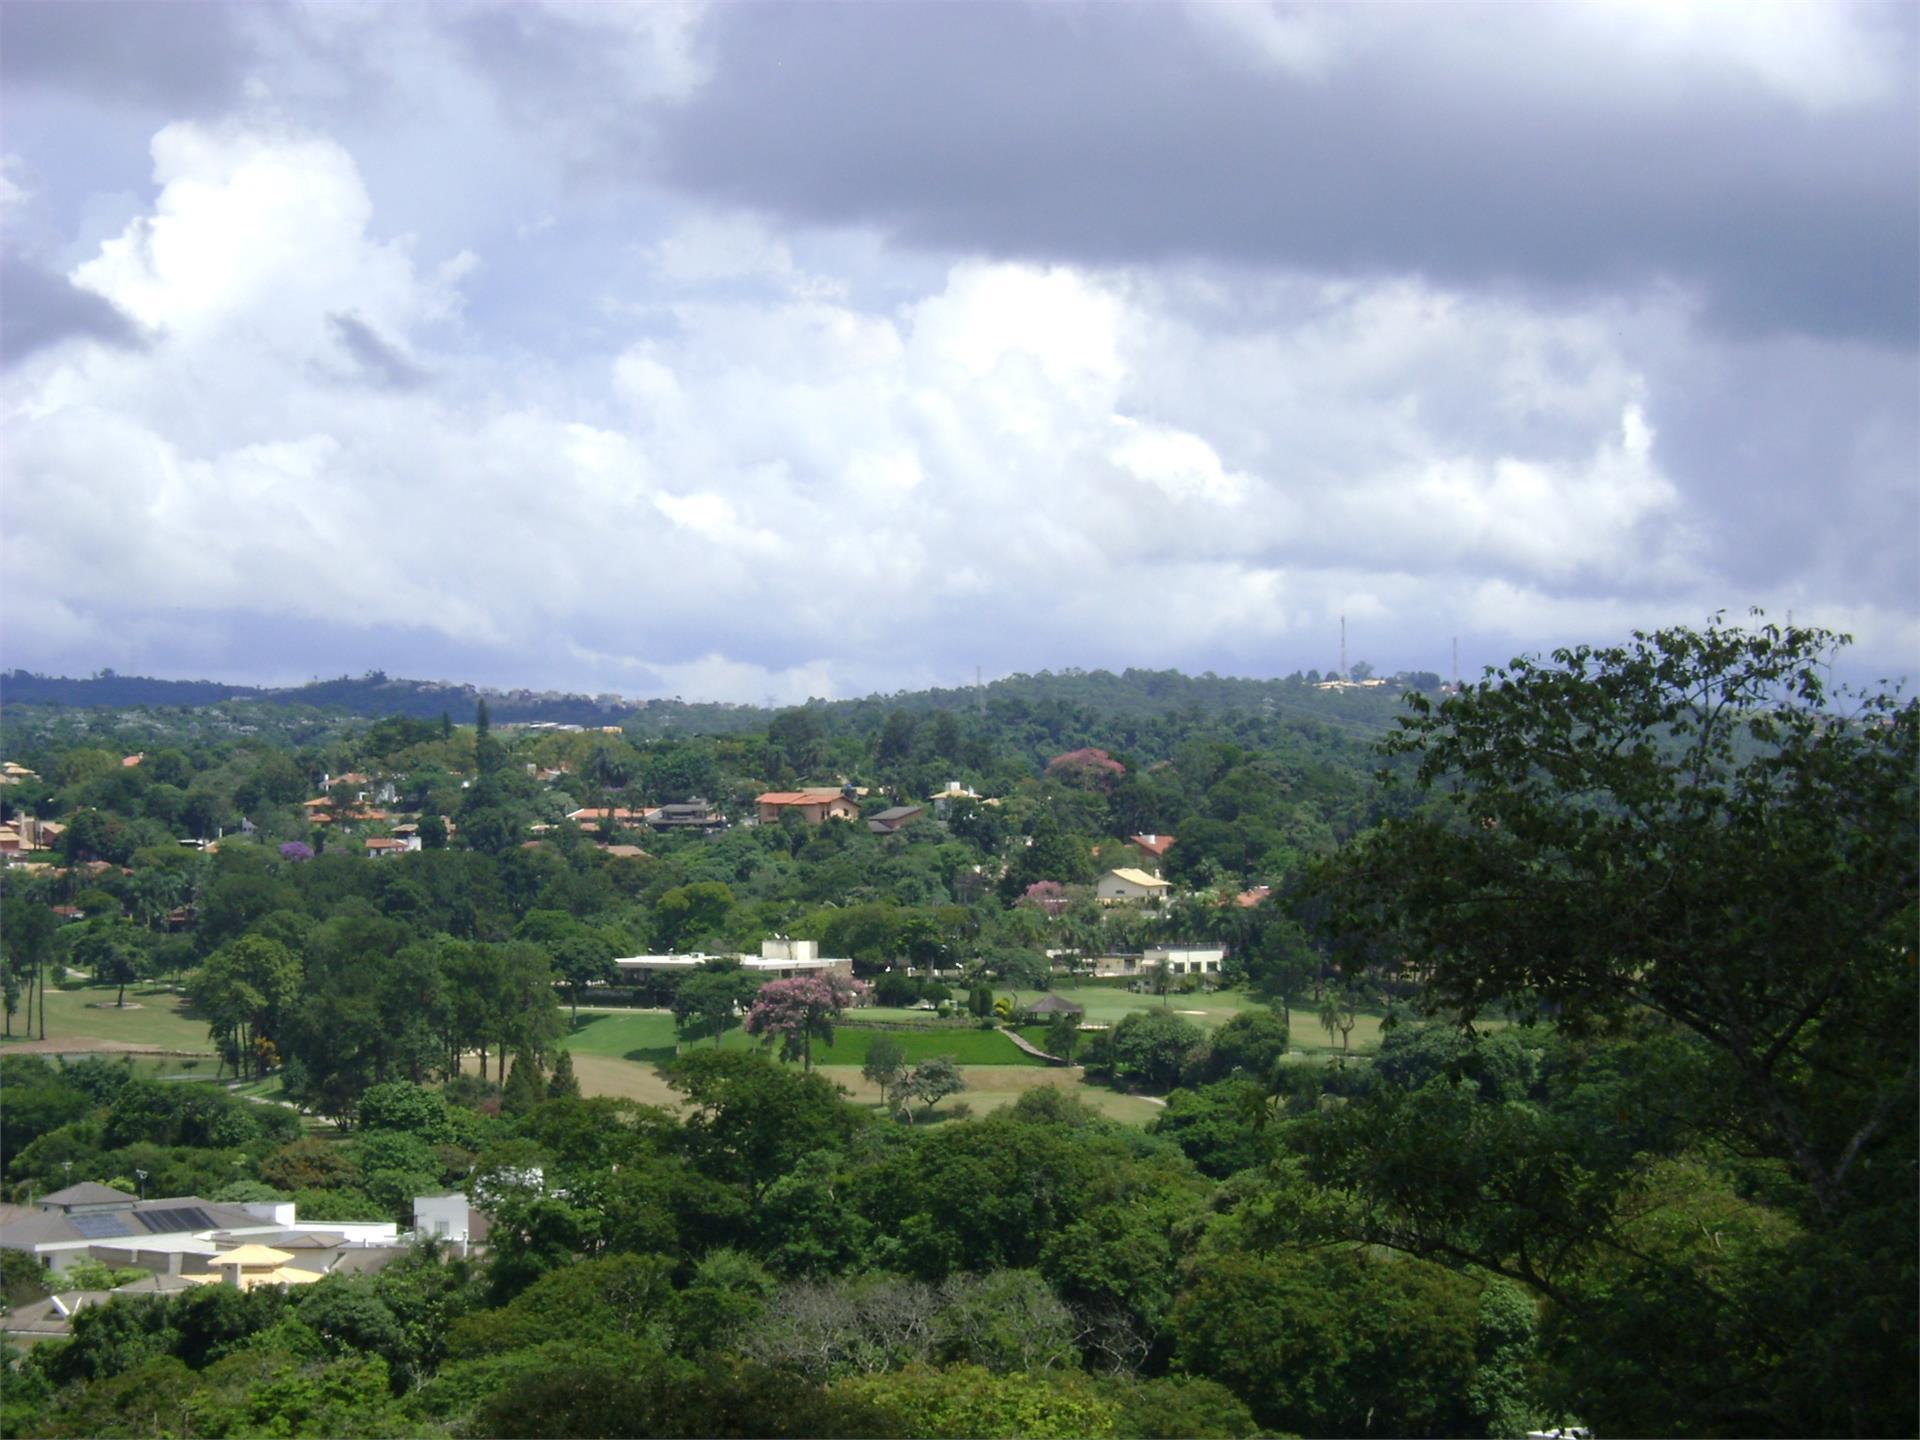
[458,1052,690,1111]
[493,1047,1165,1129]
[568,1053,688,1109]
[0,1039,213,1056]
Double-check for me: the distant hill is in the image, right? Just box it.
[0,671,262,708]
[1,664,1434,736]
[0,669,630,726]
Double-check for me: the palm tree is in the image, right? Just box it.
[1317,983,1360,1060]
[129,868,184,932]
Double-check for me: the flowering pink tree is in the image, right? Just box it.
[744,972,868,1072]
[1019,880,1069,917]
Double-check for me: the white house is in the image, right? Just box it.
[412,1193,490,1251]
[1144,945,1226,977]
[0,1188,397,1278]
[614,937,855,982]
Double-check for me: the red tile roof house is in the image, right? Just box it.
[1129,833,1175,868]
[756,789,860,825]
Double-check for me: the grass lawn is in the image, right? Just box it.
[0,983,216,1055]
[1290,1008,1391,1060]
[561,1009,681,1062]
[530,993,1407,1123]
[808,1025,1046,1068]
[124,1055,225,1082]
[851,1006,947,1025]
[550,1050,1167,1125]
[1039,986,1262,1031]
[560,1010,1047,1069]
[553,1045,1172,1125]
[817,1065,1165,1125]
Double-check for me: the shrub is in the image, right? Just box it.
[1107,1010,1204,1091]
[290,1188,386,1222]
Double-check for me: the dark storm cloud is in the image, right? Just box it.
[328,312,431,390]
[1645,334,1919,608]
[0,254,143,367]
[646,2,1918,346]
[0,0,251,109]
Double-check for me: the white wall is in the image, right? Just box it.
[412,1194,472,1243]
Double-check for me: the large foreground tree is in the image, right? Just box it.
[1314,617,1915,1222]
[1305,616,1917,1434]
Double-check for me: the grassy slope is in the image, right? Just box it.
[0,984,216,1054]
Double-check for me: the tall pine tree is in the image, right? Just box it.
[501,1045,546,1116]
[547,1048,580,1099]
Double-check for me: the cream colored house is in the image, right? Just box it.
[1097,867,1172,904]
[756,789,859,825]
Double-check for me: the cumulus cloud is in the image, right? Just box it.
[1,6,1913,699]
[71,123,440,341]
[9,117,1905,701]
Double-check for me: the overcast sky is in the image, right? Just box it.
[2,1,1914,703]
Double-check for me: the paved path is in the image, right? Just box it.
[1000,1029,1071,1065]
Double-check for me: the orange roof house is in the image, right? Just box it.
[756,789,859,825]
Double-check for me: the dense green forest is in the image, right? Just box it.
[1,661,1427,736]
[1,622,1912,1438]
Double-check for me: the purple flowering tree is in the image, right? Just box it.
[278,841,314,864]
[744,972,869,1072]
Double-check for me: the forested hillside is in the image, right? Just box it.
[0,622,1912,1439]
[2,662,1425,737]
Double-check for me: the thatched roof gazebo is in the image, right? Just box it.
[1020,993,1085,1018]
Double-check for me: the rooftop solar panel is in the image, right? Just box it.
[69,1214,133,1239]
[132,1206,213,1234]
